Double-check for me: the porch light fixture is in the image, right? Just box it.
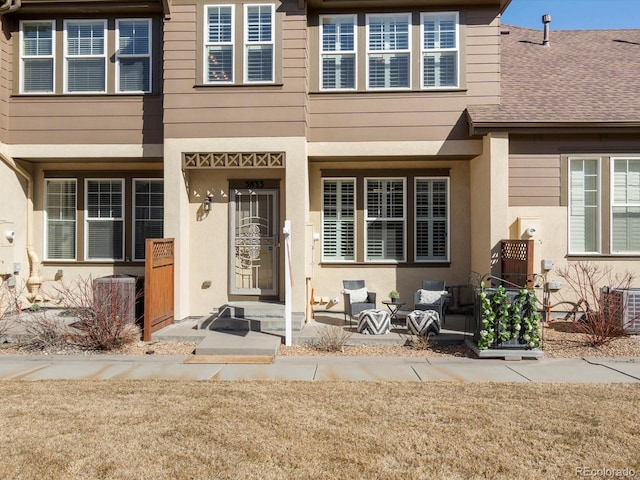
[203,194,213,212]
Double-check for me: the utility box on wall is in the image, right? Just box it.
[0,221,15,275]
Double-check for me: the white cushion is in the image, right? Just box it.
[345,287,368,303]
[418,289,446,305]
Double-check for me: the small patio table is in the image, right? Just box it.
[382,300,406,327]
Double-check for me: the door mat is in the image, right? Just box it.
[185,355,275,365]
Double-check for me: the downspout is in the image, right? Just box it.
[0,153,44,303]
[0,0,21,14]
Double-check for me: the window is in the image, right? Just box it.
[320,15,356,90]
[64,20,107,93]
[365,178,405,261]
[415,178,449,261]
[45,180,77,260]
[366,14,410,89]
[322,179,355,261]
[421,12,459,88]
[116,19,151,92]
[245,4,274,82]
[86,179,124,260]
[568,158,600,254]
[20,20,55,94]
[134,179,164,260]
[205,5,234,83]
[611,158,640,253]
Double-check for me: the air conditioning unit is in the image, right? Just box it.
[604,288,640,333]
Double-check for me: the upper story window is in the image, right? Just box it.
[320,15,356,90]
[366,14,410,90]
[421,12,459,88]
[116,19,152,93]
[64,20,107,93]
[318,11,461,92]
[20,20,55,94]
[204,3,275,85]
[19,18,154,95]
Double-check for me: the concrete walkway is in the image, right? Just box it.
[0,353,639,382]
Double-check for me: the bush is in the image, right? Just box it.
[54,276,141,351]
[313,325,352,352]
[17,314,71,351]
[556,262,630,347]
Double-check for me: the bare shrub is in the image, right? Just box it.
[55,276,141,351]
[312,325,352,352]
[555,262,631,346]
[405,334,432,350]
[0,279,24,340]
[17,314,71,351]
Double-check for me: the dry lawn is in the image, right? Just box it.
[0,381,638,480]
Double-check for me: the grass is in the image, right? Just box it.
[0,381,638,479]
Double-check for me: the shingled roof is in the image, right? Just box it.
[467,25,640,132]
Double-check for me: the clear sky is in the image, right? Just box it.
[501,0,640,30]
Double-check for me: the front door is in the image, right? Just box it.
[230,189,278,295]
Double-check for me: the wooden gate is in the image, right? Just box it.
[143,238,175,341]
[500,239,534,288]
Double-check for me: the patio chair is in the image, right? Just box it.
[413,280,448,325]
[343,280,377,326]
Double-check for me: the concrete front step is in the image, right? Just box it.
[199,301,305,332]
[195,330,281,356]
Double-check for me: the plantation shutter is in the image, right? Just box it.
[86,180,124,260]
[568,158,599,253]
[367,14,410,89]
[22,21,54,93]
[612,158,640,252]
[322,179,355,261]
[66,21,106,93]
[46,179,77,260]
[134,180,164,260]
[366,178,405,261]
[206,5,234,83]
[422,13,458,88]
[245,4,274,82]
[117,19,151,92]
[415,178,449,261]
[321,16,356,89]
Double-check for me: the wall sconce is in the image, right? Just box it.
[203,194,213,212]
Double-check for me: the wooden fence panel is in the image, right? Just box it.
[144,238,175,341]
[500,239,534,288]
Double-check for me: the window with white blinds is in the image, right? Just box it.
[322,179,355,261]
[45,179,77,260]
[568,158,600,254]
[611,158,640,253]
[421,12,459,88]
[65,20,107,93]
[365,178,405,261]
[415,178,449,261]
[245,4,274,83]
[134,179,164,260]
[20,21,55,94]
[205,5,234,83]
[86,179,124,260]
[116,19,151,92]
[320,15,356,90]
[366,14,410,90]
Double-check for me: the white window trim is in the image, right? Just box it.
[610,157,640,255]
[20,19,56,95]
[132,178,163,261]
[243,3,275,84]
[44,178,77,262]
[84,178,125,262]
[568,157,601,255]
[414,176,450,262]
[204,4,235,84]
[63,19,108,94]
[420,11,459,90]
[319,14,357,92]
[364,177,407,262]
[116,18,152,93]
[365,13,411,91]
[321,177,356,263]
